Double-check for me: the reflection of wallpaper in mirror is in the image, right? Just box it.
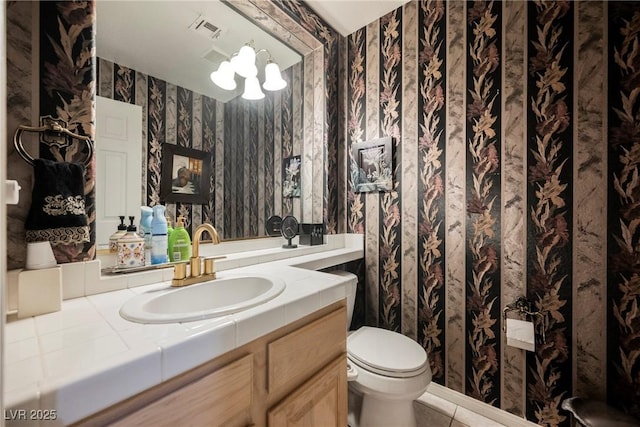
[97,58,302,239]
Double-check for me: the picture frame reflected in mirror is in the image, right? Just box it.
[160,144,211,204]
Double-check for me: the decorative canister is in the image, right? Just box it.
[117,216,145,268]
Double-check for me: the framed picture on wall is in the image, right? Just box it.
[283,155,301,198]
[351,136,393,193]
[160,144,211,204]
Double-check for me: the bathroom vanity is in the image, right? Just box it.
[4,234,362,426]
[80,302,347,426]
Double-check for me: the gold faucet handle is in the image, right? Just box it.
[203,256,227,275]
[172,261,188,281]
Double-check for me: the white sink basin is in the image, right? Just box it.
[120,274,286,324]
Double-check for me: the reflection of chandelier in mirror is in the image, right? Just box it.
[210,42,287,100]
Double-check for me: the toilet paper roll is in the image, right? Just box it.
[506,318,535,352]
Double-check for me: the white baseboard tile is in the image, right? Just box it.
[424,383,539,427]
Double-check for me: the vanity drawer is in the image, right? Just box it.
[267,306,346,394]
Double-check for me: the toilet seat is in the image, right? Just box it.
[348,327,429,378]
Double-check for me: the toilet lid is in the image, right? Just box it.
[347,327,429,378]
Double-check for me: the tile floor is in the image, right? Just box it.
[414,390,516,427]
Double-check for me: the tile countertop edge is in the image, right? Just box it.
[4,234,364,425]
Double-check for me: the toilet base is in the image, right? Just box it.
[347,387,363,427]
[348,389,418,427]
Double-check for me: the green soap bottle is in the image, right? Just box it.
[168,216,191,262]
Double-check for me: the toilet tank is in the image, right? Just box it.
[327,270,358,330]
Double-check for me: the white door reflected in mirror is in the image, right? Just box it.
[95,96,142,248]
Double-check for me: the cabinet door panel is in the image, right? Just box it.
[110,354,253,427]
[268,355,347,427]
[268,307,346,394]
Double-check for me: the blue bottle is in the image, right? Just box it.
[150,205,168,264]
[139,206,153,245]
[139,206,153,264]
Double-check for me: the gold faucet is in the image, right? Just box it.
[171,223,223,287]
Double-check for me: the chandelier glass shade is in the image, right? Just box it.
[230,45,258,78]
[262,61,287,91]
[210,43,287,100]
[242,76,265,100]
[209,60,236,91]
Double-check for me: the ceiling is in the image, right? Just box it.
[96,1,410,103]
[305,0,411,36]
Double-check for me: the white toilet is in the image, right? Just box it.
[334,271,432,427]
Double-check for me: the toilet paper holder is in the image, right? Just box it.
[502,296,545,344]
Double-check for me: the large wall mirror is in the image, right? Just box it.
[94,0,328,247]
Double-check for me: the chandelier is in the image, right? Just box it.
[210,42,287,100]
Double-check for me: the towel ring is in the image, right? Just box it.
[13,116,93,166]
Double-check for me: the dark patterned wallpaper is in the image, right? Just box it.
[608,1,640,420]
[377,9,403,333]
[343,1,627,425]
[526,2,573,424]
[466,0,502,407]
[417,0,446,385]
[39,1,96,263]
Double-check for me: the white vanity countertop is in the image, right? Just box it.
[4,234,363,426]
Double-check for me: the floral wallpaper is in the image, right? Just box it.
[146,77,165,210]
[202,96,217,228]
[347,28,366,236]
[114,63,134,104]
[175,86,193,229]
[378,9,402,332]
[39,1,96,263]
[607,1,640,419]
[341,1,633,425]
[465,0,502,406]
[264,93,275,225]
[325,38,340,234]
[417,0,446,384]
[280,71,294,216]
[526,1,573,425]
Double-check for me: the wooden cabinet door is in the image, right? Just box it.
[268,306,346,394]
[109,354,253,427]
[268,355,347,427]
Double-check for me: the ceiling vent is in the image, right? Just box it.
[202,46,229,66]
[189,15,223,40]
